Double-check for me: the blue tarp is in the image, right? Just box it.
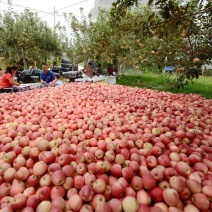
[164,66,175,71]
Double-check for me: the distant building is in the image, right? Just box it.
[90,0,148,20]
[90,0,116,20]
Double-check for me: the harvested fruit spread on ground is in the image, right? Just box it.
[0,83,211,211]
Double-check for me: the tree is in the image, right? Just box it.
[66,6,155,75]
[110,0,212,88]
[64,0,211,88]
[0,10,65,68]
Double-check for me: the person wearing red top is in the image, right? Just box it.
[107,64,114,76]
[0,65,20,92]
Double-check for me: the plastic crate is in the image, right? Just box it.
[30,76,40,83]
[63,71,78,79]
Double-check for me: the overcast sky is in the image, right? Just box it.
[0,0,95,29]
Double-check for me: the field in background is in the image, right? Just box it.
[117,69,212,99]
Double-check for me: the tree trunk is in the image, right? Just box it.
[116,63,125,79]
[22,52,27,70]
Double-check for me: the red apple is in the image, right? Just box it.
[146,156,157,168]
[122,196,139,212]
[51,196,66,211]
[184,204,200,212]
[191,193,210,210]
[36,186,51,201]
[48,163,62,175]
[52,170,66,186]
[23,187,36,197]
[136,189,151,205]
[95,161,106,174]
[10,180,25,196]
[95,202,111,212]
[0,182,11,198]
[91,194,106,210]
[122,167,134,180]
[202,185,212,199]
[169,176,185,193]
[186,179,202,193]
[131,176,143,190]
[142,173,156,190]
[108,198,122,212]
[58,154,72,166]
[39,174,52,187]
[15,167,30,181]
[110,164,122,177]
[33,161,48,176]
[51,186,66,200]
[149,187,163,202]
[93,178,107,194]
[111,182,125,198]
[157,154,170,167]
[11,193,27,210]
[175,161,191,176]
[74,175,85,189]
[36,201,51,212]
[3,167,16,183]
[79,204,94,212]
[79,185,95,201]
[163,188,179,207]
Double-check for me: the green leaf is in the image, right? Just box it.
[147,13,155,22]
[148,0,154,6]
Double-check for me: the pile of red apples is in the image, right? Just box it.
[0,83,211,212]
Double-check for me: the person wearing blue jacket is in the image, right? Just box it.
[40,62,58,86]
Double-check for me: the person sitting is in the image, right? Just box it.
[29,62,37,72]
[0,65,20,93]
[51,61,57,71]
[40,63,62,87]
[16,62,23,83]
[107,64,114,76]
[50,61,61,74]
[97,64,104,75]
[88,60,96,69]
[82,62,99,78]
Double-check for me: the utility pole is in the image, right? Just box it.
[7,0,12,13]
[53,0,89,32]
[53,6,56,34]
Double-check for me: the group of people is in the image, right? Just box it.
[0,61,115,92]
[0,62,61,93]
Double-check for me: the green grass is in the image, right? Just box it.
[117,70,212,99]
